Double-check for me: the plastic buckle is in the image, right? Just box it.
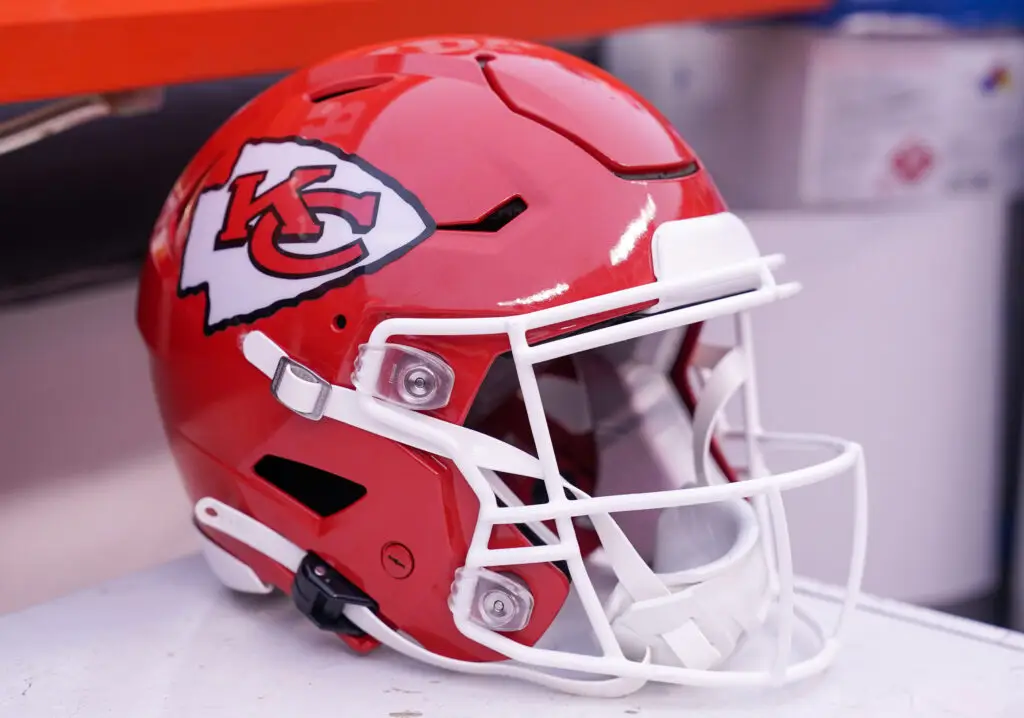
[271,356,331,421]
[292,552,379,636]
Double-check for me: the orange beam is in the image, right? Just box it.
[0,0,825,103]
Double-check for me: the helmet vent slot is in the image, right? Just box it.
[436,196,527,233]
[308,74,395,103]
[615,162,700,181]
[253,455,367,517]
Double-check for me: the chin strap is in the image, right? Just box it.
[567,343,774,670]
[194,487,769,694]
[601,502,770,670]
[194,497,651,698]
[210,331,820,692]
[553,476,770,672]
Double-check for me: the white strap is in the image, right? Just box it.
[230,332,769,680]
[572,491,707,667]
[194,497,650,698]
[599,492,769,670]
[481,465,728,670]
[195,497,306,572]
[692,347,748,486]
[573,353,701,492]
[561,346,767,669]
[242,330,543,479]
[347,608,650,698]
[558,480,766,671]
[607,545,769,670]
[690,343,732,371]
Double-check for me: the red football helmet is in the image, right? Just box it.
[137,35,867,696]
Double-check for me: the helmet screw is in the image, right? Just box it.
[399,364,438,404]
[480,588,517,629]
[381,542,415,579]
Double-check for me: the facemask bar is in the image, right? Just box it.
[239,330,864,690]
[459,329,859,686]
[346,260,866,688]
[232,241,866,692]
[736,309,789,675]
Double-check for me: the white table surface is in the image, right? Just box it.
[2,554,1022,717]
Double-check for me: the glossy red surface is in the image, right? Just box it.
[137,36,728,663]
[481,51,697,174]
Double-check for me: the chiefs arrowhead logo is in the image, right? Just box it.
[179,137,435,333]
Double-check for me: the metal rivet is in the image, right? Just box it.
[481,589,517,629]
[399,365,437,404]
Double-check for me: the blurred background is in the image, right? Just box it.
[1,0,1023,631]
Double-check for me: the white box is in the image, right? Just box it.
[605,24,1024,210]
[2,554,1022,716]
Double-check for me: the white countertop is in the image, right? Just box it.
[2,554,1022,717]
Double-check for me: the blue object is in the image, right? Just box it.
[790,0,1024,29]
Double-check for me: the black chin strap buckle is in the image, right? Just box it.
[292,552,378,636]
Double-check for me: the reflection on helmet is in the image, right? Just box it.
[138,34,867,697]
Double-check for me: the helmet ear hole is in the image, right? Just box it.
[253,455,367,518]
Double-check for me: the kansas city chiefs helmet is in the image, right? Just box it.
[137,34,867,697]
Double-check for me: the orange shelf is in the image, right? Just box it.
[0,0,825,103]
